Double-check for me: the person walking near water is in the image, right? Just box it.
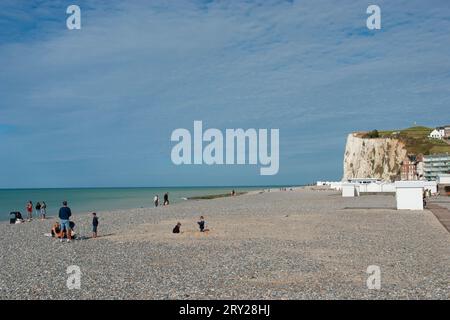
[26,201,33,221]
[40,201,47,220]
[58,201,72,242]
[163,192,169,206]
[154,195,159,207]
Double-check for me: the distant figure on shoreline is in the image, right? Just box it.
[173,222,181,234]
[26,201,33,221]
[92,212,99,238]
[231,189,236,196]
[154,195,159,207]
[40,201,47,220]
[58,201,72,242]
[163,192,169,206]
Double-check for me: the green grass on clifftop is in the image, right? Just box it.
[371,126,450,155]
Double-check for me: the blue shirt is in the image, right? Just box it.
[59,207,72,220]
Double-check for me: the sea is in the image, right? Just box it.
[0,186,265,221]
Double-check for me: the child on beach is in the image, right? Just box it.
[197,216,206,232]
[92,212,99,238]
[154,195,159,207]
[173,222,181,234]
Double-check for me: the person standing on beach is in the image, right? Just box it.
[35,202,41,218]
[40,201,47,220]
[197,216,207,232]
[154,195,159,207]
[26,201,33,221]
[58,201,72,242]
[163,192,169,206]
[92,212,99,238]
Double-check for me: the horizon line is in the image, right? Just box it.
[0,184,310,190]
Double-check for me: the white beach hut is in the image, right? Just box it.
[394,181,424,210]
[342,183,356,197]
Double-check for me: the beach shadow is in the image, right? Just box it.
[342,207,396,210]
[173,230,212,237]
[77,233,115,240]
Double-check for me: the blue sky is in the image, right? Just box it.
[0,0,449,188]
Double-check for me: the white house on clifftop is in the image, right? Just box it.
[429,128,444,139]
[429,125,450,140]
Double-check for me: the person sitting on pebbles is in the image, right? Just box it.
[13,212,24,223]
[49,221,76,240]
[173,222,181,234]
[51,222,62,238]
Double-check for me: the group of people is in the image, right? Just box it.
[25,201,47,221]
[52,201,99,242]
[172,215,208,234]
[153,192,170,207]
[18,200,99,242]
[17,189,221,241]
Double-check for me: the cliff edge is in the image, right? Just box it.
[342,133,407,181]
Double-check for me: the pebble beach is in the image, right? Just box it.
[1,187,449,300]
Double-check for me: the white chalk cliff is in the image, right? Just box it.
[343,133,407,182]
